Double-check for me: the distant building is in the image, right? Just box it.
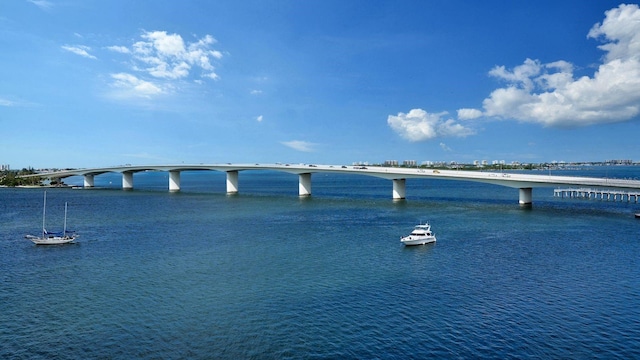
[606,159,633,165]
[384,160,398,167]
[0,164,9,171]
[403,160,417,167]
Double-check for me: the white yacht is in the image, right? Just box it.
[401,223,436,246]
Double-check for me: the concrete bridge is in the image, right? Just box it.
[23,163,640,205]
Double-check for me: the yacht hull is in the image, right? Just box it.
[401,236,436,246]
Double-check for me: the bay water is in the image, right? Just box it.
[1,167,639,359]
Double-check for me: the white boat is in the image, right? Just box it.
[401,222,436,246]
[25,192,76,245]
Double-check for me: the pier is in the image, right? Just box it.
[554,188,640,202]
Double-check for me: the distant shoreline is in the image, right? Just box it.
[14,184,72,189]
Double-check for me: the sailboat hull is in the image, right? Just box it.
[26,235,75,245]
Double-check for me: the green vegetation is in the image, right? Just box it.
[0,168,43,187]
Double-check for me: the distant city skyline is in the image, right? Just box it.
[2,1,640,169]
[3,158,637,173]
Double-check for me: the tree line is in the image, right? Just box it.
[0,168,43,187]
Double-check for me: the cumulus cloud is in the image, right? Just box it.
[109,73,162,99]
[127,31,222,80]
[103,30,224,101]
[467,4,640,127]
[281,140,316,152]
[387,109,475,141]
[61,45,97,59]
[457,108,483,120]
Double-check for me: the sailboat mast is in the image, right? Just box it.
[42,191,46,238]
[63,202,68,236]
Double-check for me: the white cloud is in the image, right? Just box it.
[440,142,452,151]
[0,96,37,107]
[0,97,15,106]
[102,30,224,103]
[588,5,640,62]
[387,109,475,141]
[122,30,223,81]
[457,108,483,120]
[488,58,542,91]
[61,45,97,59]
[106,45,130,54]
[256,115,263,122]
[475,4,640,127]
[281,140,316,152]
[202,72,220,80]
[210,50,223,59]
[109,73,163,99]
[250,89,263,95]
[142,31,185,57]
[28,0,52,10]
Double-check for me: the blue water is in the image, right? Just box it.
[1,167,639,359]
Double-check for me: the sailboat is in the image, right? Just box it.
[25,191,77,245]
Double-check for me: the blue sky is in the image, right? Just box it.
[2,0,639,169]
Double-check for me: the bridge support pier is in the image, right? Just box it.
[299,173,311,196]
[122,171,134,190]
[519,187,532,205]
[83,175,94,187]
[393,179,406,200]
[226,171,239,194]
[169,171,181,191]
